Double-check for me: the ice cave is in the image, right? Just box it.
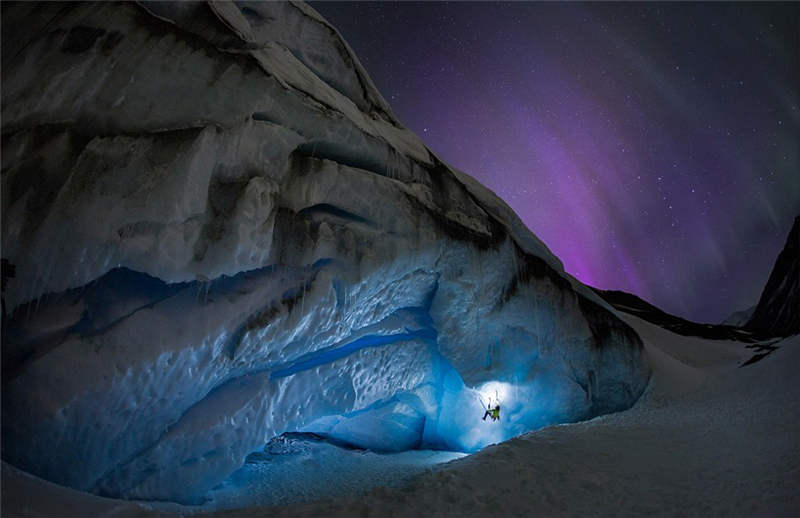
[0,0,650,506]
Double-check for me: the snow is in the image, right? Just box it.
[722,304,756,327]
[1,461,185,518]
[203,437,466,509]
[4,314,797,517]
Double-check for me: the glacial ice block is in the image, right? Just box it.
[0,0,650,503]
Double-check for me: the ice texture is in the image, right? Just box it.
[0,0,649,504]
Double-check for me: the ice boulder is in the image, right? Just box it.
[1,0,650,504]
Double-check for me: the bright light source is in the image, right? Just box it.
[477,381,513,408]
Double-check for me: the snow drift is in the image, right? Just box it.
[0,0,649,504]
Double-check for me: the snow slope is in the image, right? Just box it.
[1,0,647,504]
[722,304,756,327]
[3,314,797,517]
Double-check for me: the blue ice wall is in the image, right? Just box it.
[2,248,648,504]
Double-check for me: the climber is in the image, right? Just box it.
[482,396,501,422]
[490,399,501,421]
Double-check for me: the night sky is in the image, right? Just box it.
[310,2,799,324]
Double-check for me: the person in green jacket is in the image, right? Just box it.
[482,397,501,421]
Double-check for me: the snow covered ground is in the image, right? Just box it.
[3,313,797,517]
[203,438,465,510]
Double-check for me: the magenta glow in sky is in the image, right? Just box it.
[312,1,800,324]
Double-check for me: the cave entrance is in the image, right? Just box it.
[202,374,535,509]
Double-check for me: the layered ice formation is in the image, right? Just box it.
[0,0,650,504]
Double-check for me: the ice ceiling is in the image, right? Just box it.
[1,0,649,504]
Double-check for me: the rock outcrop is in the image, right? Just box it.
[745,216,799,337]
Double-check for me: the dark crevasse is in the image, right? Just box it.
[271,312,437,379]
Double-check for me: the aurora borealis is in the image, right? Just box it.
[311,1,799,324]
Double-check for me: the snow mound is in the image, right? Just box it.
[1,0,649,503]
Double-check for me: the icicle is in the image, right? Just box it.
[511,247,518,278]
[300,278,306,322]
[532,285,542,351]
[475,245,481,340]
[195,275,209,306]
[342,283,347,333]
[340,283,347,334]
[204,279,211,306]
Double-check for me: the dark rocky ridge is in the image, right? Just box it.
[745,216,799,337]
[594,216,798,341]
[591,288,766,342]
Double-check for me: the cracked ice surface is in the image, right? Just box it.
[1,0,649,504]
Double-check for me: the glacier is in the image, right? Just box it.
[0,0,650,505]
